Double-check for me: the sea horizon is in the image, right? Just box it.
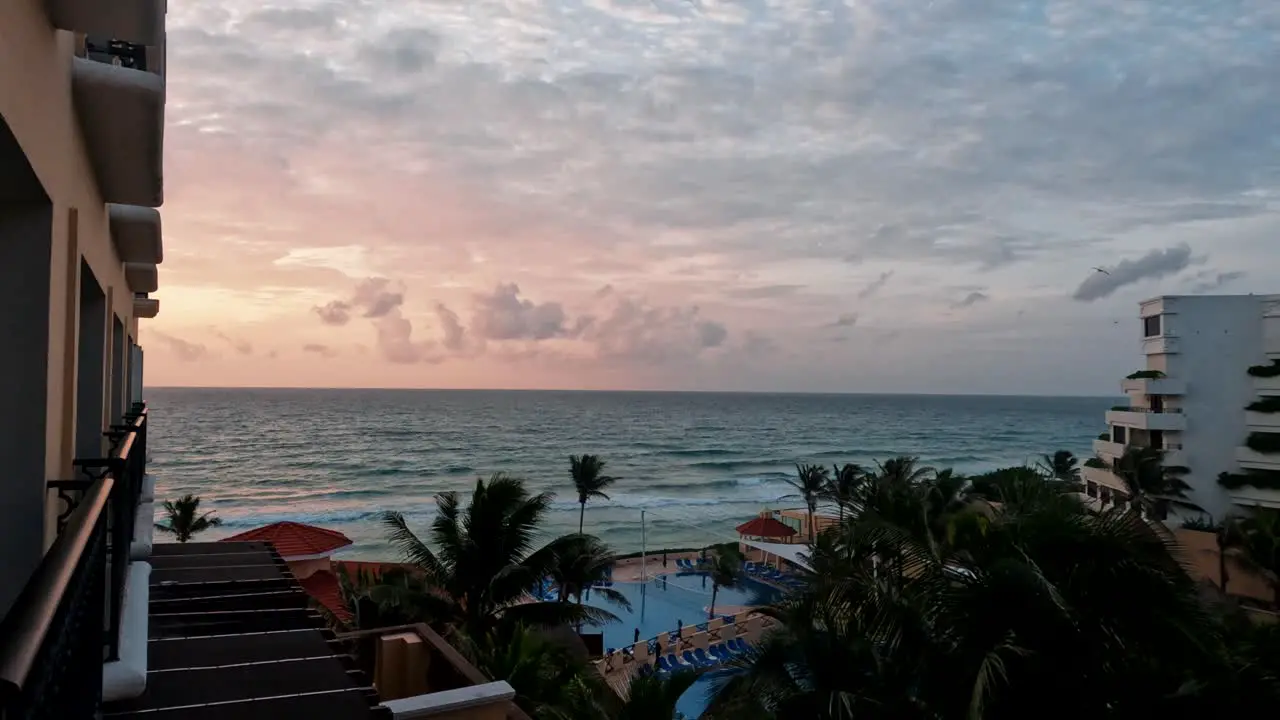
[147,388,1115,560]
[151,385,1119,400]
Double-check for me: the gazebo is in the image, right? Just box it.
[735,515,810,571]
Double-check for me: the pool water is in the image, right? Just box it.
[583,574,782,718]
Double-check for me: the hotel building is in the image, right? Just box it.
[1086,294,1280,519]
[0,2,522,717]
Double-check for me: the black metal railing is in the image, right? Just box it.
[85,38,148,71]
[0,403,147,719]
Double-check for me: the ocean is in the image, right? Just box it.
[146,388,1113,559]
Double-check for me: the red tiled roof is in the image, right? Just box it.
[296,570,351,621]
[220,521,353,558]
[735,516,797,538]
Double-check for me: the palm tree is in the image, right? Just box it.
[569,455,617,534]
[784,464,829,543]
[154,494,222,542]
[1234,508,1280,606]
[616,670,701,720]
[824,463,865,523]
[464,624,599,719]
[379,473,618,638]
[713,476,1221,718]
[1109,446,1200,519]
[873,455,934,485]
[1037,449,1081,487]
[708,545,743,619]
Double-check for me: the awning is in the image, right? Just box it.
[739,539,813,572]
[735,516,796,539]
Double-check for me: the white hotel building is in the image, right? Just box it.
[1085,294,1280,520]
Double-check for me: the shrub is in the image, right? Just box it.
[1245,432,1280,454]
[1084,457,1108,469]
[1098,432,1110,440]
[1126,370,1166,380]
[1219,470,1280,490]
[1180,516,1218,532]
[1111,405,1134,412]
[1246,397,1280,413]
[1247,360,1280,378]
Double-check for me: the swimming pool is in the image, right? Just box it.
[583,574,782,718]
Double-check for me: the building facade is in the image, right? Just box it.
[1086,295,1280,520]
[0,0,165,617]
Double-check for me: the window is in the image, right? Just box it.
[1112,426,1126,444]
[1143,315,1162,337]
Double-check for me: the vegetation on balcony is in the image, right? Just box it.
[1247,360,1280,378]
[1218,469,1280,491]
[1110,405,1134,412]
[1245,432,1280,455]
[1126,369,1167,380]
[1098,432,1111,440]
[1246,396,1280,413]
[1083,456,1109,469]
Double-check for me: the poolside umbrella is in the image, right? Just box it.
[735,516,797,539]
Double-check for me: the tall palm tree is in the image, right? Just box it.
[873,455,934,486]
[154,494,222,542]
[464,624,598,719]
[569,454,617,534]
[708,545,743,619]
[784,464,829,543]
[380,473,617,638]
[824,463,865,523]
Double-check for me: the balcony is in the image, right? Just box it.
[1224,484,1280,510]
[72,41,164,208]
[133,294,159,319]
[1120,376,1185,395]
[1247,411,1280,430]
[0,406,392,719]
[1267,335,1280,360]
[1142,336,1179,355]
[124,263,158,293]
[1254,374,1280,396]
[46,0,164,46]
[1093,438,1125,460]
[1238,446,1280,472]
[109,204,163,265]
[1105,408,1187,432]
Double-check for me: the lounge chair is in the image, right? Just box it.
[693,648,716,666]
[675,558,689,570]
[683,650,708,668]
[657,656,675,672]
[669,653,692,669]
[731,638,750,653]
[710,644,733,661]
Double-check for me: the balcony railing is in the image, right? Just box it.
[85,38,148,71]
[0,404,147,719]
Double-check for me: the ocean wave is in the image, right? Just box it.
[658,448,745,458]
[687,459,789,470]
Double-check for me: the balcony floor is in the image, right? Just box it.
[103,542,388,720]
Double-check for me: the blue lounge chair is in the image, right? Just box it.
[693,648,715,666]
[710,644,732,661]
[682,650,707,668]
[731,638,750,653]
[676,558,690,570]
[606,647,615,655]
[657,656,674,672]
[669,653,691,669]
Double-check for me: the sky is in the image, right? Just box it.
[148,0,1280,395]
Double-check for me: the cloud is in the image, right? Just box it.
[435,303,467,351]
[828,312,859,328]
[857,272,894,300]
[580,293,729,364]
[951,292,990,309]
[151,331,209,362]
[302,343,337,358]
[469,283,568,341]
[1072,245,1195,302]
[696,321,728,348]
[212,330,253,355]
[1188,270,1247,294]
[313,278,405,326]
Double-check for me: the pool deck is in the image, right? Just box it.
[610,551,703,582]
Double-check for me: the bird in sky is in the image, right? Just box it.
[1091,267,1111,275]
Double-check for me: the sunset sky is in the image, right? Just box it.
[149,0,1280,395]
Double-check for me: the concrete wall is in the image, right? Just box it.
[1144,296,1266,519]
[0,0,144,612]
